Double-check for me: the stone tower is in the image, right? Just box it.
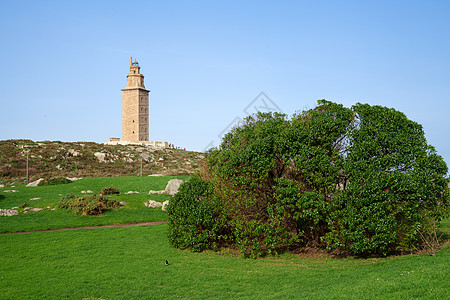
[121,57,150,142]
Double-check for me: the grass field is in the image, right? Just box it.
[0,176,188,233]
[0,176,449,299]
[1,224,449,299]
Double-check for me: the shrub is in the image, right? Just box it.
[38,177,72,186]
[100,186,120,195]
[167,100,448,257]
[324,104,449,256]
[167,177,228,252]
[58,193,120,216]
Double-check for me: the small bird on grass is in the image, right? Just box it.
[165,260,169,266]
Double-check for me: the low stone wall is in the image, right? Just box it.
[104,140,169,150]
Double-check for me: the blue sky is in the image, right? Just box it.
[0,0,449,167]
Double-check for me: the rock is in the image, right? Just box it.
[68,149,81,157]
[66,177,82,182]
[148,190,166,195]
[3,190,19,193]
[119,201,127,206]
[125,191,139,194]
[55,164,64,170]
[0,209,19,216]
[148,174,163,176]
[162,200,169,211]
[0,184,4,188]
[29,208,43,212]
[164,179,184,195]
[81,190,94,194]
[148,179,184,196]
[26,178,44,187]
[23,207,43,213]
[94,152,106,162]
[144,200,163,208]
[30,197,41,201]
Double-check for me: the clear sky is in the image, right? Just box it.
[1,1,449,167]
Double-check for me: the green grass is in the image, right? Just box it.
[0,176,188,233]
[0,224,448,299]
[1,176,449,299]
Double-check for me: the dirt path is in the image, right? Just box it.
[0,221,168,235]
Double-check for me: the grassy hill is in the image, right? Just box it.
[0,139,204,184]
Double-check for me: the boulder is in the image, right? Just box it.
[119,201,127,206]
[144,200,163,208]
[94,152,106,162]
[125,191,139,194]
[0,209,19,216]
[162,200,169,211]
[148,179,184,196]
[0,184,4,188]
[164,179,184,195]
[26,178,44,187]
[3,190,19,193]
[30,197,41,201]
[68,149,81,157]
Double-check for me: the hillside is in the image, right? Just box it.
[0,140,204,184]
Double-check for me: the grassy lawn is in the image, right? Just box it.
[0,176,188,233]
[0,176,448,299]
[0,224,448,299]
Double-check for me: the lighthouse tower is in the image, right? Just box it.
[121,57,150,142]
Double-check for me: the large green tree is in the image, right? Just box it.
[167,101,448,257]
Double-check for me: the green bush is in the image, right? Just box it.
[58,193,120,216]
[167,100,448,257]
[324,104,449,256]
[38,177,72,186]
[100,186,120,195]
[167,177,228,252]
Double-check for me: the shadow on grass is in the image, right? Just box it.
[0,194,5,201]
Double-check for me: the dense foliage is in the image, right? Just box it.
[100,186,120,195]
[38,177,72,186]
[59,193,121,216]
[167,101,448,257]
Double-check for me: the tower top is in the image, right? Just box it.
[130,56,139,67]
[123,56,148,90]
[128,56,141,76]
